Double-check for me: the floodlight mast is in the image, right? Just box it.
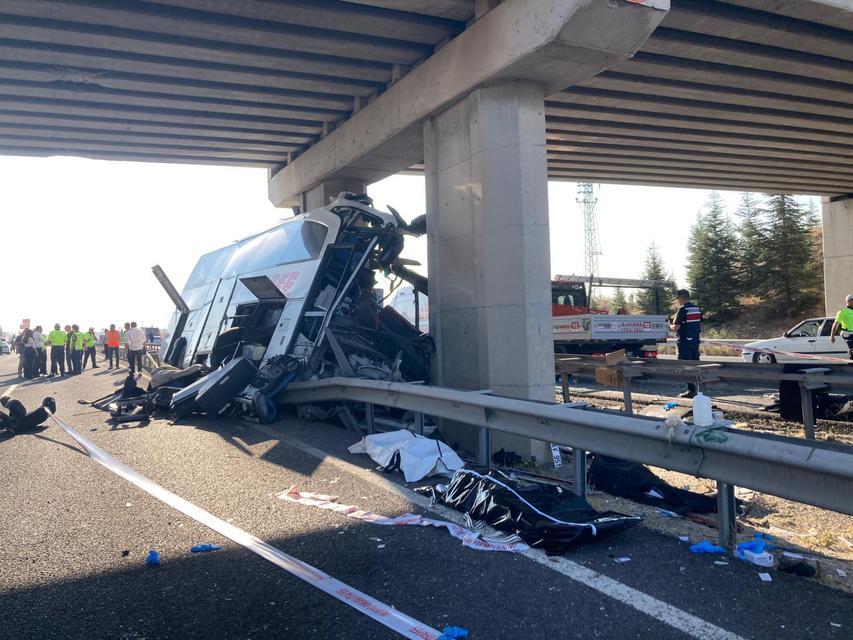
[576,183,601,309]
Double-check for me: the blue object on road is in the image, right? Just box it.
[191,544,222,553]
[736,539,766,555]
[439,627,469,639]
[689,540,726,554]
[663,402,679,411]
[144,549,161,566]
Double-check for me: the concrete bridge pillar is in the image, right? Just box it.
[301,178,367,212]
[424,81,553,460]
[823,195,853,314]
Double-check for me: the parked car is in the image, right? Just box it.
[0,339,9,355]
[742,317,849,364]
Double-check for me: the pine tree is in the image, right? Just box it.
[686,192,741,322]
[734,192,766,293]
[760,194,822,313]
[807,200,825,302]
[637,243,669,314]
[611,286,628,314]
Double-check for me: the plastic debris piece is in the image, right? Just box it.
[836,568,847,578]
[831,623,842,628]
[678,536,690,542]
[656,508,679,518]
[778,556,816,577]
[735,535,774,567]
[664,415,683,430]
[191,544,222,553]
[663,402,678,411]
[377,544,386,549]
[439,626,469,640]
[692,393,714,427]
[714,561,729,566]
[121,550,130,557]
[689,540,726,554]
[614,556,631,563]
[758,572,772,582]
[144,549,160,566]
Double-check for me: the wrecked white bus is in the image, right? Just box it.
[155,194,431,397]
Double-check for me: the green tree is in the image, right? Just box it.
[686,192,742,322]
[734,192,766,293]
[760,194,822,313]
[611,286,628,313]
[637,243,670,314]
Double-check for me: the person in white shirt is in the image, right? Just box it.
[33,325,47,376]
[125,321,146,376]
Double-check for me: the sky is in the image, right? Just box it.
[0,155,819,335]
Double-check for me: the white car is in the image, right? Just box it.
[742,317,849,364]
[0,340,9,355]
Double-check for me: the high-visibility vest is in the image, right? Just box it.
[106,330,121,347]
[48,329,67,347]
[73,331,86,350]
[84,332,96,348]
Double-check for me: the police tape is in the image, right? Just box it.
[700,339,853,365]
[279,487,530,553]
[46,411,443,640]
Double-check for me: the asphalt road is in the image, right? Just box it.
[0,355,851,639]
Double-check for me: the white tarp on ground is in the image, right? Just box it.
[348,430,464,483]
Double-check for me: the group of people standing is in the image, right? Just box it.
[13,322,148,379]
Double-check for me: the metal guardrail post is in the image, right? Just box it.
[560,372,571,403]
[716,481,737,551]
[799,384,816,440]
[364,402,375,435]
[479,425,491,467]
[622,375,634,415]
[414,412,425,436]
[573,448,587,499]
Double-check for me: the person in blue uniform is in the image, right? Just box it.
[670,289,702,398]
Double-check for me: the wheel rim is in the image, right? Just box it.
[756,353,773,363]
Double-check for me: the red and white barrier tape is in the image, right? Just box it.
[701,339,853,365]
[46,411,442,640]
[279,487,530,554]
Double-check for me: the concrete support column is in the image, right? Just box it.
[301,178,366,212]
[424,81,553,459]
[822,196,853,314]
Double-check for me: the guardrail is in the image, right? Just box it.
[555,355,853,439]
[279,377,853,549]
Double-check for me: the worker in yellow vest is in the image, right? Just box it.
[70,324,85,375]
[47,323,67,376]
[82,327,99,370]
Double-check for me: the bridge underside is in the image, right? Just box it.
[548,0,853,197]
[0,1,849,197]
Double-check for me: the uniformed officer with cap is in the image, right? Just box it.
[670,289,703,398]
[829,293,853,359]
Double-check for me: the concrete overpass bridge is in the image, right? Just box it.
[0,0,851,452]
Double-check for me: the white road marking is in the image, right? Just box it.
[256,425,746,640]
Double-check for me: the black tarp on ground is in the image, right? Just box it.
[589,455,718,514]
[420,468,641,554]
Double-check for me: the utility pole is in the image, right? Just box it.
[577,183,601,309]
